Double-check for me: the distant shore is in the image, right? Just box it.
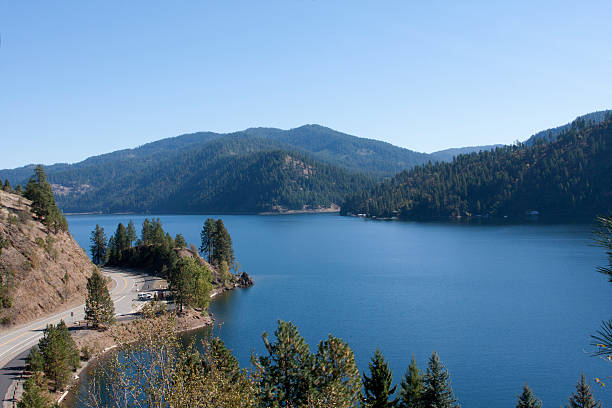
[63,206,341,216]
[258,206,340,215]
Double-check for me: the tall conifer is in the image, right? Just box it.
[90,224,107,265]
[200,218,217,261]
[126,220,137,247]
[363,349,398,408]
[423,352,459,408]
[400,356,424,408]
[84,267,115,328]
[516,384,542,408]
[567,374,601,408]
[258,320,314,407]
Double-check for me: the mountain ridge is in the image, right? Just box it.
[341,120,612,219]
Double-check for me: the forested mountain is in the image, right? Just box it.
[429,144,503,162]
[51,140,373,213]
[524,110,612,146]
[341,119,612,219]
[0,125,432,186]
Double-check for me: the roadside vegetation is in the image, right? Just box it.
[90,216,247,316]
[84,267,115,328]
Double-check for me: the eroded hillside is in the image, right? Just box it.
[0,189,93,326]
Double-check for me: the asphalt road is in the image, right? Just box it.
[0,267,159,407]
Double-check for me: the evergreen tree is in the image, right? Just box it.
[165,232,175,249]
[399,356,424,408]
[25,347,44,374]
[422,352,459,408]
[126,220,137,247]
[175,234,187,248]
[258,320,315,407]
[152,218,165,245]
[89,224,107,265]
[107,236,117,264]
[3,179,11,192]
[38,320,80,390]
[15,185,22,195]
[141,218,152,244]
[312,334,362,407]
[114,223,129,254]
[516,384,542,408]
[17,376,49,408]
[567,373,601,408]
[200,218,217,261]
[24,165,67,232]
[84,267,115,328]
[212,219,235,268]
[202,337,241,377]
[363,349,398,408]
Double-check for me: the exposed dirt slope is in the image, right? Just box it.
[0,189,93,326]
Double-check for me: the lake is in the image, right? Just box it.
[66,213,611,407]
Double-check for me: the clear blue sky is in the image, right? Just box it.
[1,1,611,169]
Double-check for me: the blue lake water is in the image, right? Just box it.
[66,214,612,407]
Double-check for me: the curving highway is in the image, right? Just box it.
[0,268,161,408]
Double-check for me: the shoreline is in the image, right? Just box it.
[10,271,253,408]
[63,207,341,216]
[57,309,216,407]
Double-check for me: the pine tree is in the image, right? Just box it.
[258,320,315,407]
[3,179,11,192]
[107,236,117,264]
[175,234,187,248]
[89,224,107,265]
[212,219,235,267]
[126,220,137,247]
[363,349,398,408]
[24,165,67,232]
[311,334,362,407]
[17,376,49,408]
[399,356,424,408]
[567,373,601,408]
[165,232,175,249]
[516,384,542,408]
[25,347,44,374]
[114,223,129,254]
[84,268,115,328]
[141,218,152,244]
[152,218,165,245]
[56,320,80,371]
[38,320,80,390]
[203,337,241,377]
[423,352,459,408]
[200,218,217,261]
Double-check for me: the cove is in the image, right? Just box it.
[66,213,612,407]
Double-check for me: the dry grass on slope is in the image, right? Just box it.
[0,189,93,327]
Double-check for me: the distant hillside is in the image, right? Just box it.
[0,189,93,325]
[429,145,503,162]
[341,120,612,219]
[251,125,432,176]
[0,125,432,188]
[50,140,374,214]
[524,110,612,146]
